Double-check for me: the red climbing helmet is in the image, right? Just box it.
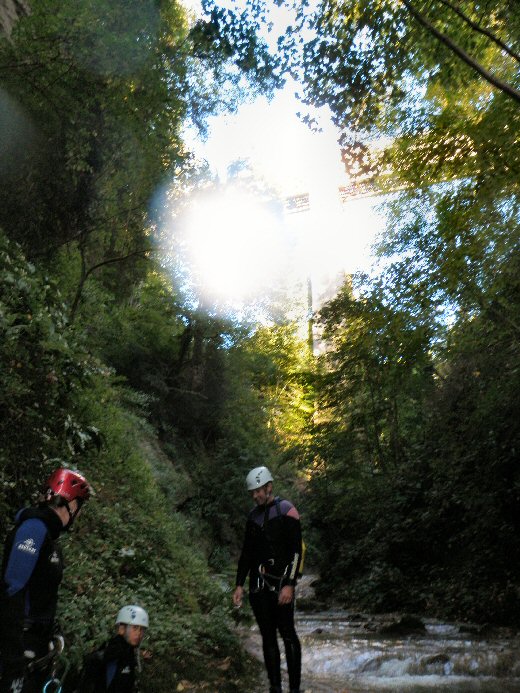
[44,468,91,503]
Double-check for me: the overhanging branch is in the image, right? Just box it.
[436,0,520,64]
[82,249,150,282]
[69,249,151,323]
[402,0,520,104]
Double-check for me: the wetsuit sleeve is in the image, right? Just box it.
[235,520,254,587]
[282,508,302,588]
[4,519,47,596]
[1,518,48,660]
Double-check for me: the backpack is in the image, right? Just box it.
[298,538,307,580]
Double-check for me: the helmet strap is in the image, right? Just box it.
[63,498,84,530]
[62,502,74,530]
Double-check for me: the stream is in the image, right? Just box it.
[238,577,520,693]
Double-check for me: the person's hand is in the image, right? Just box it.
[278,585,294,605]
[233,585,244,608]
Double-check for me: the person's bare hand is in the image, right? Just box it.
[278,585,294,605]
[233,585,244,607]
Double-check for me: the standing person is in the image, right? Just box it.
[0,467,91,693]
[233,466,302,693]
[76,605,149,692]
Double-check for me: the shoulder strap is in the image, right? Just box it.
[262,497,283,528]
[263,503,269,528]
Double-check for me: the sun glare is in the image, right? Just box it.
[180,187,288,308]
[173,79,383,316]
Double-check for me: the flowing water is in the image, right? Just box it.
[239,577,520,693]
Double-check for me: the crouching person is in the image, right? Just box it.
[77,605,149,692]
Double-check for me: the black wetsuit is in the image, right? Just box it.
[0,506,64,693]
[77,634,138,692]
[236,496,302,693]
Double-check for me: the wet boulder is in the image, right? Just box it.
[423,653,450,665]
[379,614,426,635]
[296,575,326,611]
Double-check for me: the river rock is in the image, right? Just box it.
[458,622,492,636]
[379,614,426,635]
[296,574,326,611]
[423,653,450,665]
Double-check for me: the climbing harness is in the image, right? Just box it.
[41,651,69,693]
[254,496,304,592]
[257,561,288,593]
[25,636,69,693]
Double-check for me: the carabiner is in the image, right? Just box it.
[42,677,62,693]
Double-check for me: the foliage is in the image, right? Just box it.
[287,0,520,135]
[4,1,520,686]
[239,324,315,457]
[1,0,183,255]
[195,322,314,550]
[191,0,284,100]
[306,272,434,605]
[0,2,311,690]
[0,232,314,685]
[0,231,100,520]
[92,288,314,553]
[279,0,520,626]
[0,0,281,324]
[59,397,251,692]
[0,233,257,690]
[308,254,520,623]
[314,278,435,472]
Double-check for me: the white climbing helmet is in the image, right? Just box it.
[246,466,273,491]
[116,605,149,628]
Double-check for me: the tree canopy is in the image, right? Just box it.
[287,0,520,623]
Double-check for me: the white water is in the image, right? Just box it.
[295,611,520,692]
[239,578,520,692]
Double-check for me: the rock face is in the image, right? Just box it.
[0,0,30,38]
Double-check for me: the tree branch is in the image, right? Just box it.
[82,249,150,282]
[28,199,150,260]
[402,0,520,104]
[436,0,520,64]
[69,249,150,323]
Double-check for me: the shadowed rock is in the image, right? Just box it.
[379,614,426,635]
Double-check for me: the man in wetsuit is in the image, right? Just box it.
[233,466,302,693]
[0,468,91,693]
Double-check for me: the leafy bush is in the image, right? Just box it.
[0,231,99,520]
